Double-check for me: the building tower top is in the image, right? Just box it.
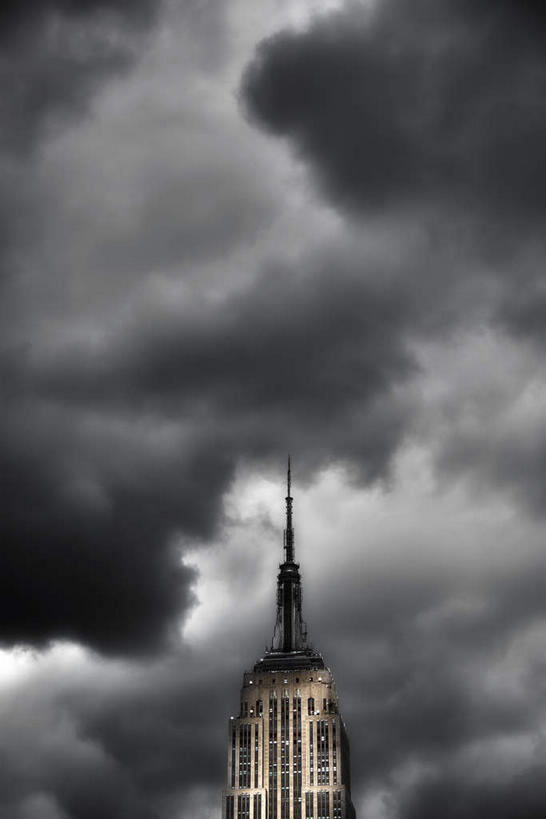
[223,462,356,819]
[255,459,324,672]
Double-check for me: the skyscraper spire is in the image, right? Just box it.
[284,455,294,563]
[222,464,357,819]
[270,459,308,654]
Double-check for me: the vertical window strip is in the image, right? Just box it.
[239,724,252,790]
[332,721,338,785]
[239,726,243,789]
[268,694,278,819]
[244,725,248,789]
[317,721,330,786]
[227,794,234,819]
[325,722,330,786]
[280,694,290,819]
[333,791,342,819]
[305,791,314,819]
[293,695,302,819]
[317,791,330,819]
[317,722,321,785]
[317,722,322,786]
[246,724,251,788]
[231,727,236,789]
[254,723,259,789]
[238,794,249,819]
[309,721,314,786]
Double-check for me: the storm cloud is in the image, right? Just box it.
[2,0,546,818]
[242,0,546,225]
[0,242,421,652]
[0,647,232,819]
[241,0,546,518]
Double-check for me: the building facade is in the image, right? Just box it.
[222,463,356,819]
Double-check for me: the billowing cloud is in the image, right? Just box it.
[0,239,421,652]
[242,0,546,225]
[19,250,420,457]
[0,0,233,655]
[0,646,234,818]
[241,0,546,524]
[0,405,230,654]
[1,0,546,817]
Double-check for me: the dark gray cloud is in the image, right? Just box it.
[242,0,546,225]
[437,406,546,516]
[0,0,242,657]
[27,258,417,436]
[0,403,229,655]
[501,291,546,346]
[0,0,162,155]
[497,277,546,355]
[305,526,542,751]
[0,0,156,26]
[1,0,544,660]
[0,243,423,652]
[402,767,546,819]
[240,0,546,525]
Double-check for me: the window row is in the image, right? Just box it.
[241,700,264,718]
[226,792,264,819]
[304,790,343,819]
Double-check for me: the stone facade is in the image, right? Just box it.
[222,666,355,819]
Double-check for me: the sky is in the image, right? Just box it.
[1,0,546,817]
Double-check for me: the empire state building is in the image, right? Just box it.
[222,462,356,819]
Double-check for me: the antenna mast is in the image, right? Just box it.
[284,455,294,563]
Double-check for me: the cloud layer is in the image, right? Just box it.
[2,0,546,817]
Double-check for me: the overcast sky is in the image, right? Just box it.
[1,1,546,817]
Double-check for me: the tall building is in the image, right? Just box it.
[222,462,356,819]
